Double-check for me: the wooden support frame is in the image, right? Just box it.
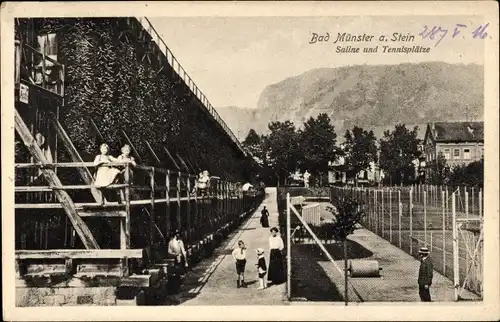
[15,109,99,249]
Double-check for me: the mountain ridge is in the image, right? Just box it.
[215,62,484,141]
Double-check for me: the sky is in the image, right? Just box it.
[148,15,485,110]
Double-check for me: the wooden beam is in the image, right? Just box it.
[89,118,105,143]
[162,146,180,170]
[16,249,143,259]
[15,110,99,249]
[144,140,161,165]
[176,153,191,174]
[121,130,143,164]
[53,119,103,204]
[78,210,126,218]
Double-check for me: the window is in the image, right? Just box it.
[463,149,471,160]
[453,148,460,159]
[443,148,451,160]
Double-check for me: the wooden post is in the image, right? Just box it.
[177,172,181,232]
[286,192,291,300]
[389,190,392,243]
[479,189,482,218]
[424,190,427,245]
[193,175,199,240]
[344,239,348,306]
[398,191,402,248]
[149,167,155,247]
[442,190,446,274]
[446,189,449,228]
[121,163,131,277]
[409,187,413,255]
[381,190,385,238]
[452,192,459,301]
[187,173,191,242]
[165,170,171,238]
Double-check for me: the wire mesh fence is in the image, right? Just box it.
[331,184,483,299]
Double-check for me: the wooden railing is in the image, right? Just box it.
[15,161,263,280]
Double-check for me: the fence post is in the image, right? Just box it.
[442,190,446,274]
[472,187,475,214]
[382,189,385,238]
[424,190,427,245]
[286,192,291,300]
[398,191,402,248]
[445,189,449,228]
[409,187,413,255]
[374,190,378,235]
[479,189,482,218]
[389,189,392,243]
[452,192,459,301]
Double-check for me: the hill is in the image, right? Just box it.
[216,62,483,141]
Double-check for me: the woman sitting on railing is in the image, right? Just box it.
[93,143,121,205]
[117,144,137,203]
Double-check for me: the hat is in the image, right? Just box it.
[418,247,430,254]
[256,248,264,255]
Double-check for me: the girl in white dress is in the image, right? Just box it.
[93,143,121,205]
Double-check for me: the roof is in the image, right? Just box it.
[425,122,484,143]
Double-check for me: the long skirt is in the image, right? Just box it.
[268,249,285,284]
[260,215,269,228]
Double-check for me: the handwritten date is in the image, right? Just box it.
[419,23,489,46]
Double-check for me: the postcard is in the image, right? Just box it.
[1,1,499,321]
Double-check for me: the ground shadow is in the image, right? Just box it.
[293,239,373,261]
[291,246,343,301]
[289,239,373,302]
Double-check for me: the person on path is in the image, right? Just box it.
[255,248,267,290]
[267,227,285,286]
[168,230,188,292]
[232,240,248,288]
[260,206,270,228]
[93,143,121,205]
[418,247,433,302]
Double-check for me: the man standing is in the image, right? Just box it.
[418,247,433,301]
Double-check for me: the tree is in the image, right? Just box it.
[267,121,300,185]
[242,129,264,164]
[327,196,365,305]
[344,126,378,185]
[379,124,421,185]
[297,113,338,184]
[447,158,483,187]
[425,152,449,185]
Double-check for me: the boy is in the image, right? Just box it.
[232,240,247,288]
[255,248,267,290]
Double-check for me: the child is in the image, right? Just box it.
[255,248,267,290]
[231,240,247,288]
[117,144,137,203]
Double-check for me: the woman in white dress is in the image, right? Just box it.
[93,143,121,205]
[267,227,285,285]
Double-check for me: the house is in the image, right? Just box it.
[423,121,484,169]
[327,145,383,185]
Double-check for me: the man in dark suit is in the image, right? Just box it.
[418,246,433,301]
